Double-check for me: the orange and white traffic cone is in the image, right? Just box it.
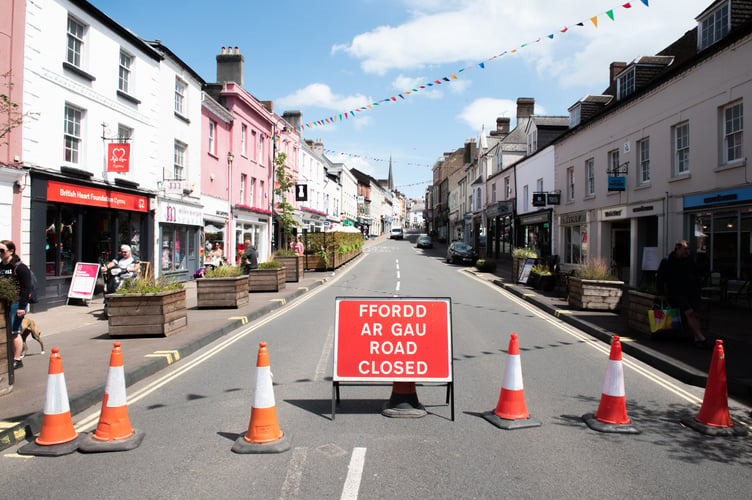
[18,348,81,456]
[681,340,747,436]
[382,382,427,418]
[483,333,541,429]
[232,342,290,453]
[80,342,145,452]
[583,336,639,434]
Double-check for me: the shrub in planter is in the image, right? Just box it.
[475,259,497,272]
[568,259,623,310]
[248,261,286,292]
[108,277,187,337]
[530,263,554,291]
[273,250,305,282]
[258,260,283,269]
[512,247,538,282]
[574,258,617,281]
[0,278,18,305]
[197,265,248,309]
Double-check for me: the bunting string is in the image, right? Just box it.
[297,1,647,131]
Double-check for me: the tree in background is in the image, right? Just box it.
[0,72,33,147]
[274,152,298,250]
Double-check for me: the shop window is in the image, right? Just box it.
[45,205,78,277]
[564,224,587,264]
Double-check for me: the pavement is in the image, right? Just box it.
[2,234,751,451]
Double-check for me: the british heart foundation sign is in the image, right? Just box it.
[107,143,130,172]
[334,297,453,382]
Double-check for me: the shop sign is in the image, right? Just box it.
[599,206,627,221]
[561,212,586,225]
[684,186,752,209]
[67,263,101,301]
[164,180,183,195]
[106,143,130,172]
[608,176,626,191]
[532,193,546,207]
[160,201,203,225]
[547,193,561,205]
[47,180,147,212]
[295,184,308,201]
[334,297,452,382]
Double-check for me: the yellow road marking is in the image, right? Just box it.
[145,350,180,364]
[228,316,248,325]
[271,298,287,305]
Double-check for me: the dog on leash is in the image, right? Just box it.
[20,317,44,359]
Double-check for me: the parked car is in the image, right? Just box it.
[416,235,433,249]
[390,227,404,240]
[446,241,477,265]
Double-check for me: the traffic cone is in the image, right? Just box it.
[483,333,541,429]
[18,348,82,456]
[232,342,290,453]
[382,382,427,418]
[583,336,639,434]
[681,340,747,436]
[79,342,145,452]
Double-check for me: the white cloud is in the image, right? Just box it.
[458,97,547,132]
[333,0,710,89]
[276,83,371,111]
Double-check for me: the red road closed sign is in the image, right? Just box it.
[334,297,452,382]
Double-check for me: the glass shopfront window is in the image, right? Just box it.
[160,224,199,275]
[564,224,588,264]
[45,205,79,277]
[690,208,752,279]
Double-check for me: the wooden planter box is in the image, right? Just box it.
[196,275,249,308]
[107,288,187,337]
[248,268,286,292]
[627,290,658,335]
[1,302,11,396]
[275,256,305,282]
[567,277,624,311]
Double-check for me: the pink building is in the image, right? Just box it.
[0,0,28,247]
[201,47,300,265]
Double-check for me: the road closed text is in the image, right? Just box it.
[334,298,452,382]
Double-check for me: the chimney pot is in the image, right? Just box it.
[221,46,226,54]
[234,46,239,55]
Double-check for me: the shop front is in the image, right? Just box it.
[518,209,552,259]
[685,186,752,280]
[157,198,203,282]
[234,205,270,264]
[559,211,588,265]
[485,201,514,259]
[30,173,154,310]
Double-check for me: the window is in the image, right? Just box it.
[258,132,264,162]
[259,180,265,205]
[208,120,216,155]
[566,167,575,201]
[174,78,187,115]
[527,130,537,155]
[251,131,257,161]
[117,124,133,142]
[66,17,85,67]
[564,224,587,264]
[64,104,83,163]
[699,2,729,50]
[585,159,595,196]
[496,151,503,172]
[723,102,743,164]
[569,104,581,128]
[239,174,246,204]
[174,141,186,180]
[608,149,620,175]
[523,185,529,212]
[491,183,496,203]
[250,177,256,206]
[536,178,543,193]
[673,122,690,175]
[118,51,133,93]
[241,124,247,156]
[617,68,635,100]
[637,138,650,184]
[504,176,510,200]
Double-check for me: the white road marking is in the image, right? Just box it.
[341,447,367,500]
[280,447,308,499]
[315,326,334,382]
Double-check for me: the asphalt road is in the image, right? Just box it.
[2,238,751,499]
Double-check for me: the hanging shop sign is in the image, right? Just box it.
[160,200,203,226]
[106,143,130,172]
[47,180,148,212]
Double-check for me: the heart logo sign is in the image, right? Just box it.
[107,143,131,172]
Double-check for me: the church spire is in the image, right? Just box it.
[388,155,394,191]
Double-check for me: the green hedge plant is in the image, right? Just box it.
[475,259,497,272]
[575,258,617,281]
[204,265,243,278]
[258,260,283,270]
[116,276,184,294]
[512,247,537,259]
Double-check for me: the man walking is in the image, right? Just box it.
[241,240,258,275]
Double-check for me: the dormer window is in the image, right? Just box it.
[569,104,581,128]
[527,129,538,155]
[699,1,730,50]
[617,68,635,100]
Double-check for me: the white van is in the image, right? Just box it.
[390,227,404,240]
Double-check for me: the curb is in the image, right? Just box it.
[488,276,710,388]
[0,277,328,453]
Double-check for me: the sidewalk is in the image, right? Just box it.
[2,235,750,451]
[467,251,752,408]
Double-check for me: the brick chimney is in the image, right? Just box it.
[216,46,244,86]
[516,97,535,121]
[282,110,302,130]
[490,117,511,137]
[610,61,627,84]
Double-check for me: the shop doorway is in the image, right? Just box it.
[611,225,631,281]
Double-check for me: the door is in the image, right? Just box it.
[612,226,631,281]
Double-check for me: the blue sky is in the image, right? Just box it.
[93,0,711,199]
